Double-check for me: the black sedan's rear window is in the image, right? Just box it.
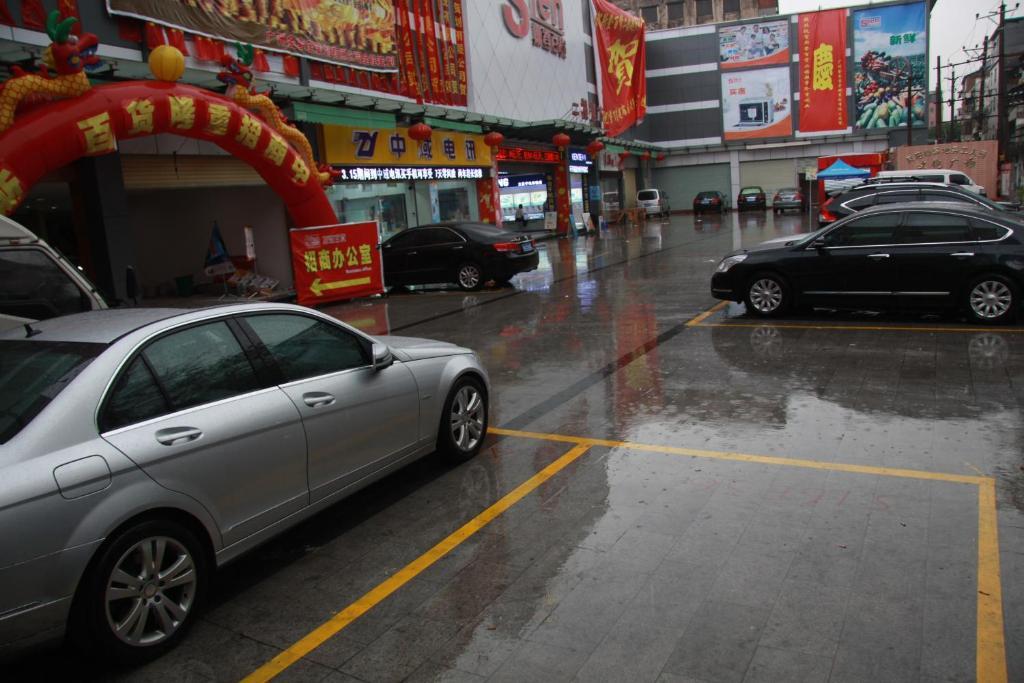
[0,339,103,443]
[696,192,719,199]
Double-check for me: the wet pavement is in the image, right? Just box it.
[10,211,1024,682]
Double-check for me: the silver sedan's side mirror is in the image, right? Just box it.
[371,342,393,370]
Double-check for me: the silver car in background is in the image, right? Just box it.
[0,303,489,663]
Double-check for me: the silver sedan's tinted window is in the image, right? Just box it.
[244,314,368,382]
[102,357,169,431]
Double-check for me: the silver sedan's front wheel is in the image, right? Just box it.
[438,377,488,462]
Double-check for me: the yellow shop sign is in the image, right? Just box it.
[322,124,492,168]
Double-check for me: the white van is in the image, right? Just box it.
[0,215,107,332]
[637,188,670,217]
[875,169,986,196]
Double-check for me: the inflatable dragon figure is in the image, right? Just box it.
[219,44,337,186]
[0,11,101,133]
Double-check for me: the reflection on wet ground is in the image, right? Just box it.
[12,213,1024,682]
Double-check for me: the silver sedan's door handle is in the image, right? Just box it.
[155,427,203,446]
[951,252,975,257]
[866,253,890,259]
[303,392,336,408]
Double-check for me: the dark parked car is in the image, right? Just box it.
[711,202,1023,324]
[382,222,539,291]
[819,181,1008,225]
[772,187,806,214]
[737,186,766,211]
[693,191,726,214]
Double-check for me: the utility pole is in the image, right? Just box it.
[936,56,943,142]
[906,57,914,148]
[979,38,988,138]
[997,2,1008,163]
[949,63,957,141]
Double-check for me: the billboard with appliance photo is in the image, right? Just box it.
[719,20,789,69]
[852,1,928,130]
[721,67,792,141]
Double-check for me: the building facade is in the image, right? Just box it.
[611,0,778,29]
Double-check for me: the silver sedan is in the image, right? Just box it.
[0,303,489,663]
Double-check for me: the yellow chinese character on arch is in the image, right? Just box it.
[236,115,262,150]
[263,133,288,166]
[0,168,24,215]
[206,104,231,136]
[606,39,639,95]
[332,248,345,269]
[291,157,310,185]
[318,249,331,271]
[303,250,318,273]
[169,96,196,130]
[78,113,117,155]
[359,244,372,265]
[124,99,154,135]
[345,246,359,266]
[812,43,834,91]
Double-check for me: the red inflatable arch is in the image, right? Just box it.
[0,81,336,227]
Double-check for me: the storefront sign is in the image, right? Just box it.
[569,149,593,174]
[593,0,646,137]
[501,0,566,59]
[290,221,384,306]
[496,146,561,164]
[334,166,485,181]
[323,124,491,168]
[107,0,397,71]
[719,20,790,70]
[798,9,848,133]
[720,67,793,141]
[852,2,927,130]
[498,173,547,188]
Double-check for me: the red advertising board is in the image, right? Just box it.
[798,9,848,133]
[592,0,646,137]
[290,222,384,306]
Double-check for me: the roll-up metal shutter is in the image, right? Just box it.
[121,155,265,191]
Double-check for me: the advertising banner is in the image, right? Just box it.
[852,1,927,130]
[721,67,792,141]
[592,0,647,137]
[322,124,490,167]
[106,0,398,72]
[290,222,384,306]
[798,9,848,133]
[719,20,789,69]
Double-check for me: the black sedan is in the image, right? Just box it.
[819,181,1008,225]
[693,191,726,214]
[710,203,1023,324]
[382,222,539,291]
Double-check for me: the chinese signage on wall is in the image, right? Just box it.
[496,146,562,164]
[852,2,927,131]
[501,0,566,58]
[718,20,789,69]
[720,67,792,141]
[568,149,593,174]
[798,9,848,133]
[592,0,646,137]
[290,222,384,306]
[107,0,398,71]
[334,166,484,181]
[322,124,491,168]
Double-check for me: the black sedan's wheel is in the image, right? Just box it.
[437,376,488,462]
[456,262,484,291]
[745,272,790,317]
[73,518,207,664]
[966,275,1018,324]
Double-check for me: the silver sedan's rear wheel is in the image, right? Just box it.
[967,276,1017,324]
[438,376,488,462]
[745,272,790,317]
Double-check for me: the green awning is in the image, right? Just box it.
[289,102,397,129]
[424,116,483,134]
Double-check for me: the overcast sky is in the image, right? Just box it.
[778,0,1024,90]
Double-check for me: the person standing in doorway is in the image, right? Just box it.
[515,204,526,226]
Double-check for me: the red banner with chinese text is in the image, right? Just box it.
[420,0,446,105]
[453,0,468,106]
[798,9,848,133]
[592,0,646,137]
[395,0,422,103]
[290,222,384,306]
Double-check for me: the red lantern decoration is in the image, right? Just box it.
[586,140,604,157]
[483,131,505,148]
[618,151,631,161]
[552,132,571,148]
[656,153,666,161]
[408,122,433,141]
[641,150,651,160]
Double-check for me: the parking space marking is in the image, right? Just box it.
[684,300,729,326]
[489,426,1007,683]
[692,320,1024,334]
[241,443,592,683]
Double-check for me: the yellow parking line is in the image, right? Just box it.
[240,443,592,683]
[685,300,729,327]
[694,321,1024,334]
[488,427,987,485]
[977,478,1008,683]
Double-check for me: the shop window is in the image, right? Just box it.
[438,188,472,221]
[641,6,659,25]
[667,1,685,21]
[696,0,713,24]
[724,0,740,20]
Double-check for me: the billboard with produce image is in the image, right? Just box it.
[852,2,927,131]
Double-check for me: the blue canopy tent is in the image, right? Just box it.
[816,159,870,179]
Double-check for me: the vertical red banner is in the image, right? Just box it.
[453,0,468,106]
[395,0,422,102]
[421,0,446,105]
[413,0,433,102]
[290,222,385,306]
[592,0,646,137]
[798,9,848,133]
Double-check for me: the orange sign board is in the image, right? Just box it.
[290,221,384,306]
